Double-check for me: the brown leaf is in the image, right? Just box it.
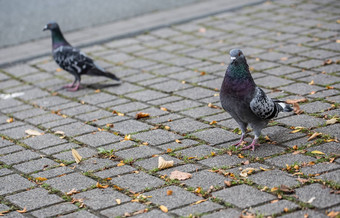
[175,139,182,144]
[191,199,207,205]
[66,188,79,196]
[16,207,27,214]
[166,190,173,196]
[112,110,124,116]
[292,102,304,115]
[198,27,206,33]
[35,177,47,182]
[158,156,174,170]
[285,98,308,104]
[326,118,338,125]
[95,89,101,93]
[71,149,82,164]
[240,168,255,177]
[240,212,256,218]
[224,180,232,187]
[279,185,295,193]
[327,211,340,218]
[307,132,322,141]
[169,170,192,180]
[0,210,10,216]
[6,117,13,123]
[280,57,288,61]
[159,205,168,213]
[308,80,314,85]
[208,103,222,109]
[135,112,150,119]
[200,71,206,75]
[209,120,217,125]
[96,182,109,189]
[106,123,114,128]
[160,107,168,111]
[25,129,43,136]
[323,59,333,65]
[297,177,309,184]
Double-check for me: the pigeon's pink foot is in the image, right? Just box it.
[62,83,75,88]
[242,139,260,151]
[67,84,80,92]
[233,135,245,147]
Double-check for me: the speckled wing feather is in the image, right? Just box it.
[53,46,94,75]
[250,87,279,120]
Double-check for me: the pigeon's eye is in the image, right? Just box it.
[238,52,241,56]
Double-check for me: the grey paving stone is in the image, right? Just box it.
[315,123,340,139]
[193,128,239,145]
[148,96,183,106]
[150,80,191,93]
[183,170,228,190]
[255,76,293,88]
[74,131,122,148]
[53,147,97,162]
[100,202,146,217]
[111,171,165,192]
[300,101,332,113]
[18,88,50,101]
[13,158,58,174]
[6,188,63,211]
[0,149,40,165]
[295,183,340,208]
[250,199,300,216]
[41,142,80,155]
[75,109,113,121]
[306,142,339,155]
[30,202,78,218]
[94,165,135,179]
[249,169,299,188]
[111,101,149,113]
[175,87,217,100]
[61,104,98,116]
[202,208,241,218]
[31,166,74,179]
[301,162,340,176]
[0,124,42,139]
[158,163,202,176]
[147,113,183,125]
[199,154,243,168]
[51,122,97,137]
[133,209,173,218]
[279,209,327,218]
[317,169,340,184]
[277,114,325,128]
[0,174,35,195]
[79,92,118,104]
[0,138,13,147]
[73,188,130,210]
[242,143,286,157]
[135,155,182,170]
[146,186,203,210]
[22,133,67,150]
[100,140,136,152]
[31,96,70,108]
[0,145,23,155]
[126,89,169,102]
[1,104,33,114]
[112,119,152,134]
[59,210,99,218]
[175,145,217,159]
[41,118,77,129]
[162,99,202,112]
[133,129,181,146]
[0,168,13,176]
[181,106,222,119]
[46,172,96,193]
[26,113,64,125]
[166,118,209,134]
[116,146,162,160]
[158,139,199,151]
[12,108,47,120]
[172,200,223,216]
[265,154,317,168]
[76,157,117,172]
[280,82,325,96]
[213,184,276,208]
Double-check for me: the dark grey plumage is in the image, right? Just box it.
[220,49,292,150]
[43,22,120,91]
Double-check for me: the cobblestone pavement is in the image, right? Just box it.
[0,0,339,217]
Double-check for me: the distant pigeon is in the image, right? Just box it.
[220,49,292,150]
[43,22,120,91]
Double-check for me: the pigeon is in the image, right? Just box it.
[220,49,293,151]
[43,22,120,91]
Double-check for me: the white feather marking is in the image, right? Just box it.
[278,102,286,109]
[230,57,236,60]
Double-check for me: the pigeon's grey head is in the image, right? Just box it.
[229,49,245,62]
[43,22,60,31]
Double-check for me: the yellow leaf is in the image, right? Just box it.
[117,162,125,167]
[0,210,10,216]
[336,39,340,43]
[307,132,321,141]
[308,80,314,85]
[112,110,124,116]
[56,68,62,72]
[191,199,207,205]
[166,190,173,196]
[35,177,47,182]
[175,139,182,144]
[290,129,301,133]
[159,205,168,213]
[164,126,170,130]
[96,182,109,189]
[284,207,289,212]
[211,151,216,156]
[6,117,13,123]
[116,199,121,204]
[25,129,43,136]
[195,187,201,193]
[311,150,325,155]
[16,207,27,214]
[158,156,174,169]
[71,149,82,164]
[326,118,338,125]
[310,91,316,95]
[181,80,186,84]
[292,145,298,150]
[160,107,168,111]
[124,135,131,141]
[166,148,172,153]
[240,168,255,177]
[238,154,244,158]
[271,199,279,203]
[95,89,101,93]
[209,120,217,125]
[135,112,150,119]
[271,187,279,192]
[260,167,270,171]
[200,71,206,75]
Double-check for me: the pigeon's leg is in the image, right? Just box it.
[66,75,81,91]
[62,81,76,88]
[233,122,247,147]
[242,129,261,151]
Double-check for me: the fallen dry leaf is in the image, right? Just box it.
[116,199,121,204]
[0,210,10,216]
[191,199,207,205]
[240,168,255,177]
[169,170,192,180]
[71,149,82,164]
[16,207,27,214]
[25,129,43,136]
[224,180,232,187]
[285,98,308,104]
[209,120,217,125]
[323,59,333,65]
[6,117,13,123]
[297,177,309,184]
[307,132,322,141]
[308,80,314,85]
[117,162,125,167]
[280,57,288,61]
[271,199,279,203]
[208,103,222,109]
[326,118,338,125]
[160,107,168,111]
[311,150,325,155]
[279,185,295,193]
[260,167,270,171]
[167,190,173,196]
[95,89,101,93]
[55,130,65,135]
[284,207,289,212]
[307,196,316,203]
[158,156,174,170]
[292,102,304,115]
[56,68,62,72]
[96,182,109,189]
[112,110,124,116]
[164,126,170,130]
[200,71,206,75]
[327,211,340,218]
[135,112,150,119]
[123,134,131,141]
[159,205,168,213]
[106,123,114,128]
[175,139,182,144]
[240,212,256,218]
[198,27,206,33]
[35,177,47,182]
[66,188,79,196]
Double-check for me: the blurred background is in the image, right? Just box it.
[0,0,205,48]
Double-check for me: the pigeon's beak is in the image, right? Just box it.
[43,25,48,31]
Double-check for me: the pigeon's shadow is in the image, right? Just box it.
[84,82,122,90]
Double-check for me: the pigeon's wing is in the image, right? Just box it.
[53,46,95,75]
[249,87,280,120]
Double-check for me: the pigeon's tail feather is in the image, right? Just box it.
[277,102,293,112]
[88,68,120,81]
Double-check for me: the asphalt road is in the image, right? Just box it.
[0,0,204,48]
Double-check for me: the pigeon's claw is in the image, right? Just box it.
[66,84,80,92]
[232,135,245,147]
[62,83,75,88]
[242,139,260,151]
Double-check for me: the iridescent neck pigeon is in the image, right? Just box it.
[220,49,292,151]
[43,22,120,91]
